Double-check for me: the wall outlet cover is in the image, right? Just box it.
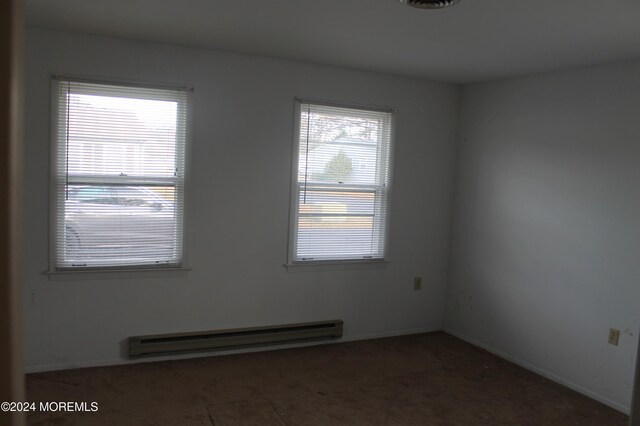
[608,328,620,346]
[414,277,422,291]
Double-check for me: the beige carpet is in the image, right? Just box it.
[26,332,628,425]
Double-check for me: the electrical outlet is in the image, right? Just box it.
[413,277,422,291]
[608,328,620,346]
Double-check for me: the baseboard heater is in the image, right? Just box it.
[128,319,343,359]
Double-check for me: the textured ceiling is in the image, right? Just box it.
[26,0,640,84]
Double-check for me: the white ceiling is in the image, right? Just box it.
[26,0,640,84]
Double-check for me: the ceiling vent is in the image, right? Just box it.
[400,0,461,9]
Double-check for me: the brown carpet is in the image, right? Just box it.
[26,332,627,425]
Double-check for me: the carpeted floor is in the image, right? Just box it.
[26,332,628,425]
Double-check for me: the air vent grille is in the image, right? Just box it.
[400,0,461,9]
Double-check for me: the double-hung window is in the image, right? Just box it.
[288,101,394,264]
[51,78,188,271]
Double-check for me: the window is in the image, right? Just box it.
[51,78,188,270]
[288,101,394,264]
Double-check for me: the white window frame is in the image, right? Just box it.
[49,76,191,273]
[286,99,395,267]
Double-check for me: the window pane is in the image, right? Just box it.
[297,188,383,260]
[67,94,178,177]
[62,184,180,268]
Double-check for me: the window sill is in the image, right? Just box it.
[284,259,389,273]
[46,266,191,281]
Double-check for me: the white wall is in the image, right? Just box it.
[22,29,459,371]
[445,59,640,412]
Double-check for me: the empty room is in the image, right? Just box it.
[2,0,640,424]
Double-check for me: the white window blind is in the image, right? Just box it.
[51,78,188,270]
[289,101,393,263]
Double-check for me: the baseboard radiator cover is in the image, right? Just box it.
[128,319,344,359]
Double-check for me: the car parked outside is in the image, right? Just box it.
[64,185,177,265]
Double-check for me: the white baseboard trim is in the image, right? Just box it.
[443,327,630,415]
[24,325,442,374]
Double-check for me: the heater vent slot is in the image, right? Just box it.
[129,320,343,359]
[400,0,461,9]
